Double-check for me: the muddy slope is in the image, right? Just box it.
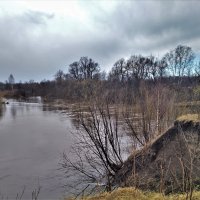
[114,120,200,193]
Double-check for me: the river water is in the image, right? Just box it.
[0,98,74,199]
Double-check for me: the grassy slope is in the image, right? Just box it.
[176,114,200,122]
[66,188,200,200]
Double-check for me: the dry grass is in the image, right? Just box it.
[65,187,200,200]
[177,101,200,107]
[176,114,200,122]
[0,91,9,97]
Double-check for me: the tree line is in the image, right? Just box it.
[52,45,196,84]
[3,44,197,102]
[1,44,200,105]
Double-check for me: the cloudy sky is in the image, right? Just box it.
[0,0,200,82]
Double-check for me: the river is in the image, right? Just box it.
[0,98,74,199]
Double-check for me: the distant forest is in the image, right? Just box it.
[1,44,200,104]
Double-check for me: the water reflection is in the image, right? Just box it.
[69,116,80,129]
[10,105,17,119]
[0,104,6,121]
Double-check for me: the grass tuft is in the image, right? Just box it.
[65,187,200,200]
[176,114,200,122]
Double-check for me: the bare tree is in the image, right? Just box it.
[69,57,100,80]
[80,57,99,80]
[123,83,176,145]
[148,56,167,81]
[69,61,80,80]
[127,55,153,81]
[109,58,126,82]
[61,103,124,195]
[8,74,15,91]
[54,69,65,84]
[163,45,195,79]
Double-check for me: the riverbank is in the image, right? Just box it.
[0,91,10,104]
[66,187,200,200]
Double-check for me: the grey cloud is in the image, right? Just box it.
[92,1,200,54]
[0,9,127,81]
[0,11,55,82]
[22,11,54,25]
[1,1,200,82]
[0,10,54,46]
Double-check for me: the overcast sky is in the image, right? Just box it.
[0,0,200,82]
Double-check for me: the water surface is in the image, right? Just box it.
[0,99,73,199]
